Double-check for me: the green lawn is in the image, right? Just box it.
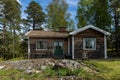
[85,59,120,80]
[96,59,120,78]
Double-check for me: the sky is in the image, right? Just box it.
[19,0,79,23]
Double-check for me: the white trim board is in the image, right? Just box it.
[104,35,108,59]
[72,36,74,59]
[70,25,111,36]
[28,37,30,59]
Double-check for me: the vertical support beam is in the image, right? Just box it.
[68,38,70,55]
[104,35,107,59]
[72,36,74,59]
[28,37,30,59]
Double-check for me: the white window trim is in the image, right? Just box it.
[36,40,47,50]
[83,38,96,50]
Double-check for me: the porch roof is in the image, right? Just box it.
[25,30,69,38]
[70,25,111,36]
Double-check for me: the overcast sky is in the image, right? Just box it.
[19,0,79,22]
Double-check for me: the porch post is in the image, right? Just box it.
[72,36,74,59]
[68,38,70,55]
[28,37,31,59]
[104,35,108,59]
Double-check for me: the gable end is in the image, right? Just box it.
[70,25,111,36]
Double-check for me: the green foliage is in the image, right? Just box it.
[67,19,75,31]
[19,40,28,58]
[21,19,31,34]
[0,0,23,59]
[44,67,56,77]
[1,60,120,79]
[44,66,83,77]
[8,57,25,61]
[93,0,112,31]
[25,1,45,30]
[57,68,69,76]
[76,0,112,31]
[46,0,72,31]
[78,71,107,80]
[0,69,43,80]
[76,0,94,28]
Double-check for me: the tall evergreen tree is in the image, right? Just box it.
[76,0,112,31]
[25,1,45,30]
[46,0,71,31]
[93,0,112,31]
[76,0,94,28]
[111,0,120,53]
[0,0,21,59]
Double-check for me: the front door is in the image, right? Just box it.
[54,41,64,56]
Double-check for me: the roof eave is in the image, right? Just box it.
[70,25,111,36]
[25,30,32,37]
[26,36,69,38]
[105,32,111,36]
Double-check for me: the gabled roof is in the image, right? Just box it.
[70,25,111,36]
[25,30,69,38]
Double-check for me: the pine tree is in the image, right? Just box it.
[76,0,112,31]
[93,0,112,31]
[76,0,94,28]
[111,0,120,53]
[0,0,21,59]
[25,1,45,30]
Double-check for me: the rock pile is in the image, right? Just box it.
[0,58,96,74]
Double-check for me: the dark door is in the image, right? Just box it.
[54,41,64,56]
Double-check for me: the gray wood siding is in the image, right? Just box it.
[30,38,68,58]
[74,28,104,58]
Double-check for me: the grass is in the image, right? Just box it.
[95,59,120,79]
[83,60,111,72]
[82,59,120,80]
[0,57,25,62]
[43,66,82,77]
[0,58,4,62]
[0,59,120,80]
[0,69,45,80]
[8,57,25,61]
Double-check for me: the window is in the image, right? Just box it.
[83,38,96,50]
[36,41,47,50]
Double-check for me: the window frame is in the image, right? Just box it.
[83,38,96,50]
[36,40,47,50]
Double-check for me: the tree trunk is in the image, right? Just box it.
[114,7,119,53]
[1,23,6,57]
[33,19,35,30]
[13,28,15,58]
